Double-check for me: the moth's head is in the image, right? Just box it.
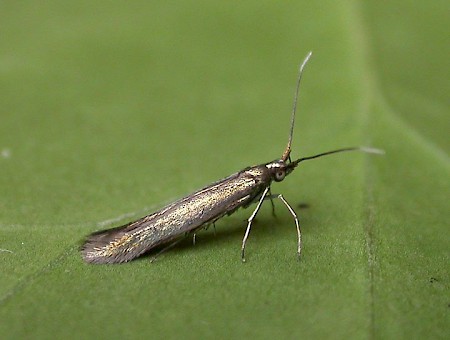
[265,159,299,182]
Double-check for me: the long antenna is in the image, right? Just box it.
[281,51,313,161]
[288,147,384,168]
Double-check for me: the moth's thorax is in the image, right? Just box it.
[243,165,272,185]
[265,160,285,170]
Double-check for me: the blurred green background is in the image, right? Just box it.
[0,1,448,339]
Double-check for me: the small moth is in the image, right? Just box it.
[81,52,382,264]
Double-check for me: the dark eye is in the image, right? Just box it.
[274,170,286,182]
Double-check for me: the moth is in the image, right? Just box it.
[81,52,382,264]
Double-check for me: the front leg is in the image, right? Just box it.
[241,186,270,262]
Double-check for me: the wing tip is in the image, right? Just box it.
[80,230,133,264]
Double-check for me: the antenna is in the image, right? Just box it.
[288,147,384,169]
[281,51,313,161]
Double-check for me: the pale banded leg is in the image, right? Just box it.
[241,186,270,262]
[277,194,302,259]
[265,193,302,259]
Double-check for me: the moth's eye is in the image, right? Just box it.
[274,170,286,182]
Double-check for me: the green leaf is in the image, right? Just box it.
[1,1,448,339]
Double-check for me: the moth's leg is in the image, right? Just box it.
[276,194,302,259]
[150,229,197,263]
[267,187,277,218]
[192,233,196,245]
[241,186,270,262]
[150,237,184,263]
